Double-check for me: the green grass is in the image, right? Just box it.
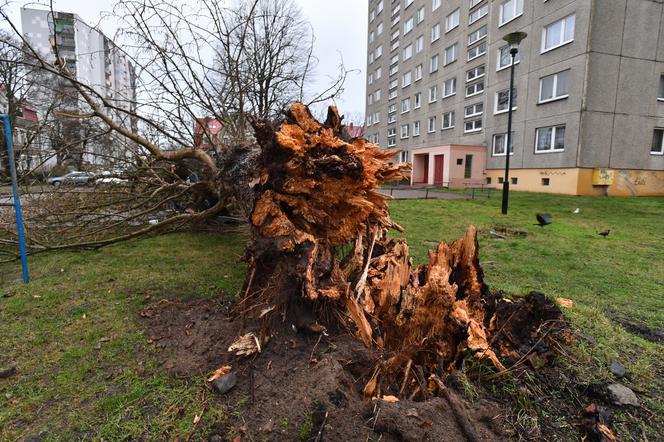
[0,231,247,440]
[0,192,662,440]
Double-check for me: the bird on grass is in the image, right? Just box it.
[573,208,580,214]
[598,229,611,237]
[535,213,552,227]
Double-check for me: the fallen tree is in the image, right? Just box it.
[235,102,564,401]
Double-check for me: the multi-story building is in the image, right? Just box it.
[20,7,137,169]
[365,0,664,196]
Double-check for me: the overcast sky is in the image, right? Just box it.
[2,0,368,117]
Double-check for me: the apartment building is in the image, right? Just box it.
[20,8,137,169]
[365,0,664,196]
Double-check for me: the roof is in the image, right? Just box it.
[343,124,365,139]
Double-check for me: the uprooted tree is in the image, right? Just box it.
[233,102,563,400]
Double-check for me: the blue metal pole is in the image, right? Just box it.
[2,114,30,283]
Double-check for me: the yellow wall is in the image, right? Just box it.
[485,168,664,196]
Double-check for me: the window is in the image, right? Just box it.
[428,116,436,132]
[403,44,413,60]
[492,132,514,156]
[388,128,397,137]
[541,178,550,186]
[442,111,455,129]
[470,0,484,8]
[415,35,424,53]
[391,14,400,27]
[464,102,483,118]
[511,177,518,185]
[542,14,575,52]
[366,114,372,126]
[388,114,397,123]
[457,158,463,165]
[389,65,399,76]
[466,81,484,97]
[390,54,399,65]
[535,125,566,152]
[402,71,412,87]
[375,45,383,59]
[468,25,487,46]
[464,155,473,178]
[415,64,423,81]
[429,85,438,102]
[443,77,457,97]
[416,6,425,23]
[377,0,384,13]
[497,45,520,70]
[392,4,401,17]
[432,0,441,11]
[430,54,439,73]
[374,89,381,102]
[400,150,409,162]
[539,70,570,103]
[444,43,458,65]
[369,52,374,64]
[659,75,664,101]
[375,67,382,79]
[368,73,374,85]
[467,42,487,61]
[413,120,421,136]
[401,124,410,138]
[377,22,384,35]
[495,88,517,113]
[486,177,492,185]
[469,4,488,25]
[389,89,398,99]
[466,65,485,82]
[651,129,664,154]
[373,111,380,123]
[464,119,482,133]
[401,97,411,113]
[388,137,396,147]
[414,92,422,108]
[368,94,373,105]
[499,0,523,26]
[388,103,397,114]
[431,23,441,42]
[405,0,414,8]
[370,8,376,22]
[446,9,460,32]
[389,78,398,89]
[404,17,414,34]
[369,31,375,44]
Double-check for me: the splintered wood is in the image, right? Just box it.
[243,103,561,400]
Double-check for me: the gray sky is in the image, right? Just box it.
[3,0,368,117]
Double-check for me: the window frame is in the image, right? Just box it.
[651,128,664,155]
[413,120,421,136]
[400,123,410,139]
[428,116,436,133]
[445,8,460,33]
[431,23,441,42]
[430,54,439,73]
[538,69,571,104]
[443,77,457,98]
[469,4,489,25]
[541,14,576,53]
[535,125,566,153]
[494,88,517,114]
[468,25,487,46]
[465,81,485,97]
[464,102,483,118]
[444,43,458,66]
[466,64,486,83]
[498,0,524,27]
[467,41,487,61]
[401,97,411,113]
[442,111,455,130]
[497,45,520,71]
[429,85,438,103]
[492,132,515,156]
[464,118,482,133]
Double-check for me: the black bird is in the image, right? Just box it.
[598,229,611,237]
[535,213,552,227]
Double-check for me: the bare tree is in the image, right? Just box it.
[0,0,350,258]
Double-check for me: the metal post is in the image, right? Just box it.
[501,50,517,215]
[2,115,29,283]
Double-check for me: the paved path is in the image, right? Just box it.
[378,188,467,200]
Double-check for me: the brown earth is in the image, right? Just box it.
[141,298,509,441]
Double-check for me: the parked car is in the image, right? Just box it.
[47,171,95,186]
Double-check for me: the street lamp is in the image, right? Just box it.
[500,31,527,215]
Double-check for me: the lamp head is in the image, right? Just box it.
[503,31,527,54]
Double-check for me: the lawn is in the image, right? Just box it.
[0,192,662,440]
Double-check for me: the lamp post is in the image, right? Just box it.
[501,31,527,215]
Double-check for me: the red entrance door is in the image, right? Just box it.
[434,155,444,185]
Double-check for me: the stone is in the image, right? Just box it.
[0,365,16,379]
[607,383,639,406]
[212,372,237,395]
[609,360,626,378]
